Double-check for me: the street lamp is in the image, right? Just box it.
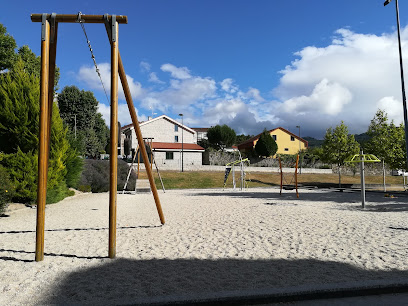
[296,125,301,174]
[179,113,184,172]
[384,0,408,170]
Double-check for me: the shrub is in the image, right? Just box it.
[0,165,14,215]
[65,153,83,188]
[46,181,74,204]
[79,159,136,193]
[1,148,38,203]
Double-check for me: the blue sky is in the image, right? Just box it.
[2,0,408,138]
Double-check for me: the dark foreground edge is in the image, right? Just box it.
[131,281,408,305]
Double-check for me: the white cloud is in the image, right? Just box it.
[76,25,408,138]
[270,27,408,137]
[78,63,145,101]
[376,96,403,123]
[279,79,352,116]
[245,87,265,103]
[98,102,147,128]
[140,61,151,72]
[148,72,165,84]
[142,75,217,112]
[220,78,239,93]
[161,63,191,79]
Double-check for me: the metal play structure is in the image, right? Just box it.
[223,153,250,191]
[122,137,165,194]
[346,150,380,208]
[278,154,299,198]
[31,13,165,261]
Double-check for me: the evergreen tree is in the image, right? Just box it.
[255,129,278,157]
[207,124,236,150]
[0,23,17,71]
[322,121,360,187]
[0,59,39,153]
[0,59,75,203]
[17,45,60,91]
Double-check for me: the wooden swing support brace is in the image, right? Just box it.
[32,13,164,262]
[104,17,165,225]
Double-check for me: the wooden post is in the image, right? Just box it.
[109,16,119,259]
[279,156,282,195]
[295,154,299,198]
[35,15,50,262]
[360,150,366,209]
[45,16,58,178]
[104,20,165,225]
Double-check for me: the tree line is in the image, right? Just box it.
[204,110,407,187]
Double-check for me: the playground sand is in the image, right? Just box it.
[1,188,408,305]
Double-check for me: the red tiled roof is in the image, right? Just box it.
[152,142,205,151]
[191,128,209,132]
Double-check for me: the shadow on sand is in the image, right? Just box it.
[40,257,408,305]
[191,189,408,212]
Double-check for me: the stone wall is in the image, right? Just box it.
[332,162,391,176]
[207,151,330,169]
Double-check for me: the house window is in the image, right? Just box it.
[166,152,174,160]
[272,135,277,141]
[291,136,295,141]
[175,136,179,142]
[175,125,178,132]
[284,148,289,151]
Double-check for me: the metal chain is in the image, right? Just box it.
[77,12,110,104]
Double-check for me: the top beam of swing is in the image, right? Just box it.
[31,14,128,24]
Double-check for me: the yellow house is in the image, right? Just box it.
[237,127,308,155]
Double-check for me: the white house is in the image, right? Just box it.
[121,115,205,169]
[191,127,209,142]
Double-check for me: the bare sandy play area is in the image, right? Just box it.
[1,187,408,305]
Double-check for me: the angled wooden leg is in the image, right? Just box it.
[36,15,50,262]
[109,17,119,259]
[104,18,165,225]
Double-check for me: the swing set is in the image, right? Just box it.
[223,157,250,190]
[31,13,165,262]
[122,137,165,194]
[278,154,299,198]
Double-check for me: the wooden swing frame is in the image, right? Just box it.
[278,154,299,198]
[31,13,165,262]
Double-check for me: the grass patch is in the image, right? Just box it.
[137,170,406,190]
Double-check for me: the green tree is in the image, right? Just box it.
[0,59,75,203]
[236,134,253,145]
[0,23,17,71]
[322,121,360,187]
[17,45,60,91]
[0,59,40,153]
[365,109,406,171]
[207,124,236,150]
[255,128,278,157]
[58,86,109,158]
[94,113,110,154]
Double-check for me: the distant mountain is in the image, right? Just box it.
[354,132,371,146]
[303,133,371,149]
[303,137,323,148]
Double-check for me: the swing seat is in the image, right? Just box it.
[283,185,295,190]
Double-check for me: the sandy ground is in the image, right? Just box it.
[1,187,408,305]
